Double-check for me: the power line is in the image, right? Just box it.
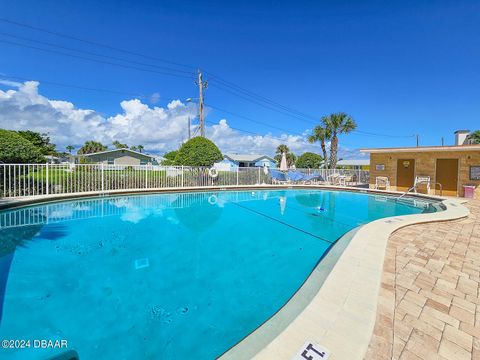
[0,38,193,79]
[0,31,194,75]
[0,74,406,149]
[206,72,319,121]
[0,17,415,139]
[207,103,306,136]
[0,75,146,97]
[0,17,195,71]
[209,81,316,125]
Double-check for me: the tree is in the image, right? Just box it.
[164,150,178,161]
[77,141,107,155]
[274,144,296,167]
[174,137,223,166]
[0,129,45,163]
[162,150,178,165]
[130,146,138,151]
[322,112,356,169]
[468,130,480,144]
[113,140,128,149]
[137,145,145,153]
[17,130,56,155]
[66,145,75,154]
[308,124,331,168]
[296,152,322,169]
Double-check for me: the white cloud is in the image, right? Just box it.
[150,92,160,104]
[0,79,22,87]
[0,80,361,158]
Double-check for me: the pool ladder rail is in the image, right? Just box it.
[397,179,443,200]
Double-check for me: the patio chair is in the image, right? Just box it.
[304,172,325,184]
[327,173,346,186]
[287,171,325,184]
[375,176,390,190]
[344,174,357,186]
[270,169,288,184]
[414,175,431,194]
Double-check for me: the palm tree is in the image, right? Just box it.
[322,112,356,169]
[308,124,331,168]
[468,130,480,144]
[137,145,145,153]
[112,140,128,149]
[274,144,296,167]
[66,145,75,154]
[78,141,107,155]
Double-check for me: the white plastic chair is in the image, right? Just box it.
[375,176,390,190]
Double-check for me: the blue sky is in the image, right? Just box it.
[0,0,479,155]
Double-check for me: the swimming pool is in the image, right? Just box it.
[0,189,442,359]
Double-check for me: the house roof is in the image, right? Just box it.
[360,144,480,154]
[336,159,370,166]
[224,153,276,162]
[80,148,154,158]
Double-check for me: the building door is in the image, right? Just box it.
[436,159,458,196]
[396,159,415,191]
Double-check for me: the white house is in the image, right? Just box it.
[336,159,370,169]
[214,153,277,171]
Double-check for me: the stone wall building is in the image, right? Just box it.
[361,131,480,198]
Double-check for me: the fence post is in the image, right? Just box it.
[257,167,261,185]
[101,163,105,192]
[181,166,184,188]
[145,165,148,189]
[45,163,49,195]
[236,167,239,186]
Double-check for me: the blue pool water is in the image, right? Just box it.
[0,190,441,359]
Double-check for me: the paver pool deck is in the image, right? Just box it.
[366,199,480,360]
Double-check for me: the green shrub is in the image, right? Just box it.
[0,129,45,163]
[175,137,223,167]
[17,130,56,155]
[162,150,179,165]
[295,152,322,169]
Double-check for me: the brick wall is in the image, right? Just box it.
[369,150,480,198]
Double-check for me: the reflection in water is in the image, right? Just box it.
[0,223,47,323]
[0,191,279,230]
[173,193,223,231]
[279,196,286,215]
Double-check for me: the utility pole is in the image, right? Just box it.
[187,116,191,140]
[196,69,208,137]
[416,134,419,147]
[441,137,444,146]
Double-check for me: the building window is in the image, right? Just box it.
[107,157,114,165]
[470,166,480,180]
[140,159,148,165]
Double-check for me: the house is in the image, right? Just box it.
[361,130,480,198]
[336,159,370,170]
[214,153,277,171]
[76,149,158,166]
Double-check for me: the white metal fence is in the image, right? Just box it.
[0,164,369,198]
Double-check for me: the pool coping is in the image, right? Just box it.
[0,185,470,360]
[0,184,449,211]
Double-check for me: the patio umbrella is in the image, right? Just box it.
[279,152,288,172]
